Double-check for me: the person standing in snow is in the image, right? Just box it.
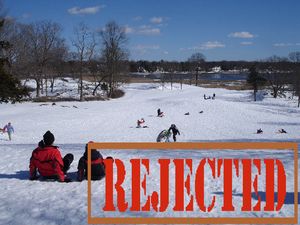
[168,124,180,142]
[77,142,107,181]
[3,122,14,141]
[29,131,73,182]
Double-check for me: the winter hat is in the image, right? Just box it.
[85,141,94,151]
[43,131,55,146]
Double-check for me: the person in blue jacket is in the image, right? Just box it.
[3,122,14,141]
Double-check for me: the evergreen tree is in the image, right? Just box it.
[0,19,28,103]
[247,66,266,101]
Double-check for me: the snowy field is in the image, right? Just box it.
[0,82,299,225]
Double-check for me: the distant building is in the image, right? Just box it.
[211,66,222,73]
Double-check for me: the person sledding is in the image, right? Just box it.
[77,141,110,181]
[29,131,73,182]
[168,124,180,142]
[257,128,263,134]
[157,108,164,117]
[278,128,287,134]
[136,118,148,128]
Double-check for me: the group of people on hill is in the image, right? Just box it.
[136,108,180,142]
[136,108,181,142]
[257,128,287,134]
[29,131,109,182]
[204,93,216,100]
[0,122,14,141]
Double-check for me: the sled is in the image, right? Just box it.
[156,130,171,142]
[136,126,149,128]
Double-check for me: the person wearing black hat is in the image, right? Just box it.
[168,124,180,142]
[77,141,107,181]
[29,131,73,182]
[77,141,113,181]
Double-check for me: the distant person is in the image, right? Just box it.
[157,108,164,117]
[204,94,207,100]
[168,124,180,142]
[29,131,73,182]
[212,93,216,100]
[77,142,109,181]
[257,128,263,134]
[278,128,287,133]
[3,122,14,141]
[137,118,145,128]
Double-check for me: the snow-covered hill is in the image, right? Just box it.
[1,83,299,144]
[0,83,299,225]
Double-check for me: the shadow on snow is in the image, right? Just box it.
[214,191,300,205]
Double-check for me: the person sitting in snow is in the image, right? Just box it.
[212,93,216,100]
[137,118,145,128]
[29,131,73,182]
[168,124,180,142]
[77,141,109,181]
[157,108,164,117]
[257,128,263,134]
[3,122,14,141]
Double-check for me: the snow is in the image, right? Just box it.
[0,82,299,224]
[23,77,106,100]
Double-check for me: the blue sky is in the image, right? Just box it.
[3,0,300,61]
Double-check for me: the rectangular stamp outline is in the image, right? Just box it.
[87,142,298,224]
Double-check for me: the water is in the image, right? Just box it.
[131,72,248,81]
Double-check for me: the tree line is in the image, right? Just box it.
[1,16,129,101]
[0,12,299,106]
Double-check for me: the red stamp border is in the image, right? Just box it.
[87,142,298,224]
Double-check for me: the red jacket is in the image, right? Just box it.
[29,146,65,181]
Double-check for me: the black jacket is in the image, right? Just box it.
[168,127,180,135]
[77,150,105,181]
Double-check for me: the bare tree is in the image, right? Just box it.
[188,53,205,86]
[289,51,300,63]
[291,65,300,107]
[47,42,68,93]
[188,52,206,63]
[89,59,109,96]
[295,77,300,107]
[263,57,290,98]
[72,22,97,101]
[15,21,65,97]
[100,21,129,97]
[262,71,289,98]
